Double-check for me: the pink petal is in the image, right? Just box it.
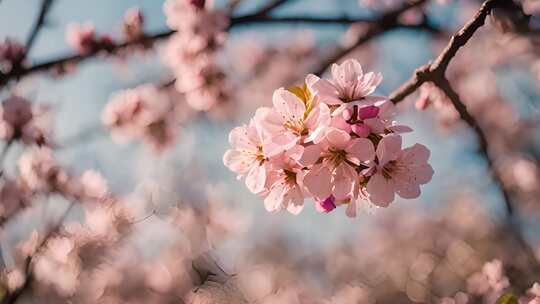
[413,164,434,184]
[332,177,354,201]
[272,88,306,120]
[363,118,385,134]
[298,144,322,167]
[400,143,431,164]
[351,123,371,138]
[303,164,332,200]
[245,164,267,194]
[395,182,421,199]
[263,132,299,157]
[312,79,342,105]
[366,173,395,207]
[345,200,357,218]
[283,185,304,212]
[223,149,250,175]
[345,138,375,164]
[228,125,254,150]
[376,134,402,166]
[325,128,350,150]
[264,185,284,212]
[305,74,320,89]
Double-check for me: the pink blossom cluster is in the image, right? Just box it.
[65,23,114,55]
[0,95,49,145]
[224,59,433,216]
[162,0,230,111]
[101,84,179,152]
[17,147,111,203]
[0,38,25,72]
[467,259,510,302]
[522,283,540,304]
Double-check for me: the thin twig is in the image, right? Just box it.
[25,0,54,55]
[434,77,513,215]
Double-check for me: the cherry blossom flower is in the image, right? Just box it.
[102,84,179,152]
[162,0,230,112]
[223,119,269,194]
[467,259,510,297]
[263,151,306,214]
[259,83,330,156]
[311,59,382,105]
[521,283,540,304]
[224,59,432,215]
[18,147,68,193]
[364,134,433,207]
[303,128,375,202]
[79,170,109,201]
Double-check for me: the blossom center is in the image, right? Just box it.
[327,149,347,167]
[284,169,297,183]
[283,118,307,136]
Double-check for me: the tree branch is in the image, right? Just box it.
[24,0,54,56]
[433,77,513,215]
[389,0,503,103]
[0,1,442,91]
[387,0,513,215]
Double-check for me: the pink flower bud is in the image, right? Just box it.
[316,195,336,213]
[351,123,370,138]
[358,105,379,120]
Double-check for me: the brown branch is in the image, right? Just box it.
[24,0,54,55]
[387,0,513,214]
[0,29,175,89]
[0,0,441,91]
[434,78,513,215]
[389,0,503,103]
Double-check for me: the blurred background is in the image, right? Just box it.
[0,0,539,303]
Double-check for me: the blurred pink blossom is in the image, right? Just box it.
[102,84,179,152]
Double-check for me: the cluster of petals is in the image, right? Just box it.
[102,84,179,152]
[467,259,510,296]
[65,23,114,55]
[0,95,50,145]
[521,282,540,304]
[224,59,433,216]
[17,147,111,203]
[162,0,229,111]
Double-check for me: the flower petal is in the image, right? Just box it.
[376,134,402,166]
[345,138,375,164]
[366,173,395,207]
